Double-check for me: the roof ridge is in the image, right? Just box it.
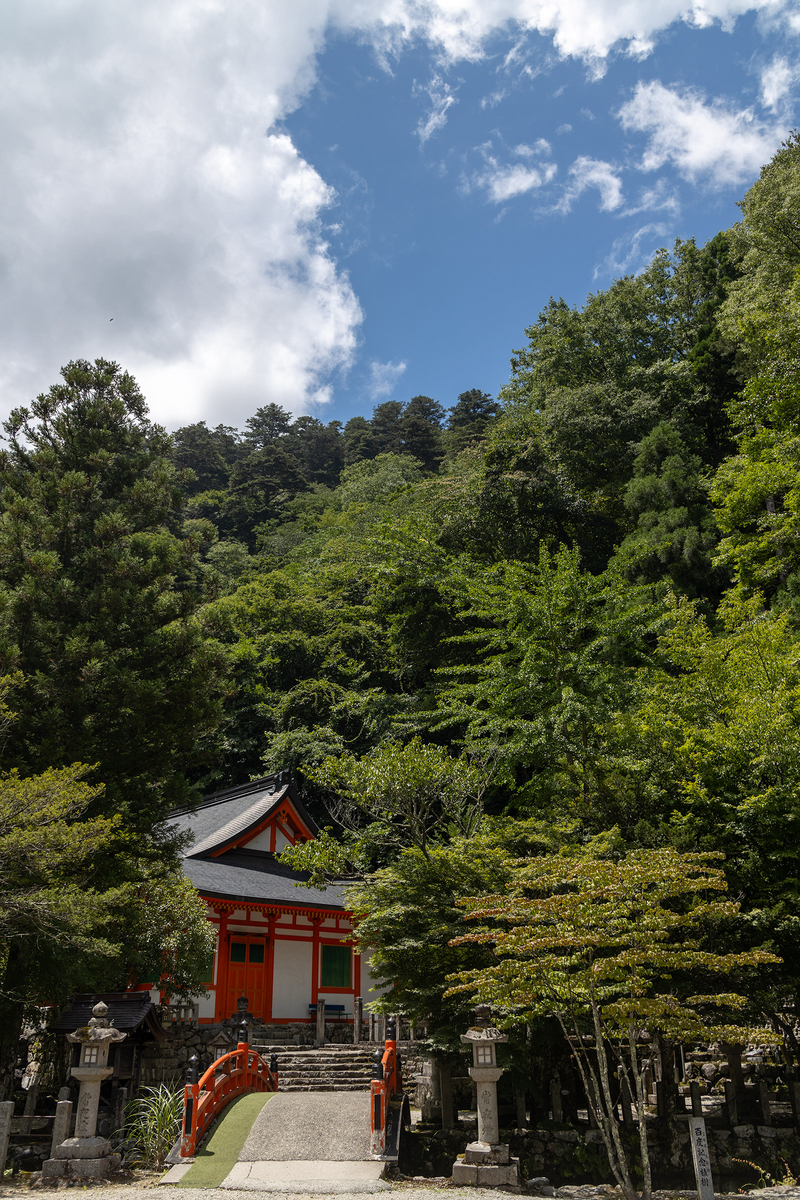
[168,772,289,818]
[184,784,288,859]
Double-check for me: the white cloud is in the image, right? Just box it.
[759,54,800,111]
[333,0,785,69]
[414,74,459,143]
[0,0,793,428]
[556,123,573,133]
[621,178,681,216]
[618,80,785,185]
[368,359,407,399]
[594,222,671,278]
[0,0,362,429]
[559,155,624,211]
[514,139,552,156]
[471,142,558,202]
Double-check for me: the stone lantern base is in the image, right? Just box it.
[41,1137,122,1180]
[452,1140,521,1188]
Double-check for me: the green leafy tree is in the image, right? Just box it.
[400,395,445,470]
[370,401,406,455]
[615,593,800,1019]
[450,849,779,1200]
[170,422,243,495]
[341,818,573,1047]
[0,754,214,1094]
[243,403,294,448]
[712,134,800,603]
[614,422,723,601]
[343,416,379,465]
[445,389,501,455]
[291,737,491,866]
[432,545,653,819]
[0,359,228,829]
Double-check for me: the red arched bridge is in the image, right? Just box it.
[171,1018,409,1188]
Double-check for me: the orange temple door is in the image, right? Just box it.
[226,936,268,1022]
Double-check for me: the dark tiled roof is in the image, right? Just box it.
[168,773,319,859]
[170,773,344,913]
[182,852,347,911]
[50,993,166,1040]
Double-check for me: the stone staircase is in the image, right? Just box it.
[251,1042,376,1092]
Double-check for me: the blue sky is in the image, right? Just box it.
[0,1,795,430]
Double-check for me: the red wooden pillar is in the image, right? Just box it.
[214,908,229,1022]
[264,913,276,1022]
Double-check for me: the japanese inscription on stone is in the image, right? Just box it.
[689,1116,715,1200]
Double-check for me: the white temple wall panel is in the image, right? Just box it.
[272,939,314,1019]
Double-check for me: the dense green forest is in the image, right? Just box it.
[2,133,800,1083]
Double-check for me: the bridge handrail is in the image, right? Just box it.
[370,1019,403,1157]
[180,1042,278,1158]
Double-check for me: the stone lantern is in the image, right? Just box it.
[451,1006,520,1188]
[42,1000,126,1180]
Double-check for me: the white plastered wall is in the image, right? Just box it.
[242,826,292,852]
[272,938,313,1019]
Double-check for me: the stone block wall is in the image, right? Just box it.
[399,1121,800,1190]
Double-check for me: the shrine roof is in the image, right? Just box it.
[183,850,347,911]
[168,773,347,912]
[168,772,318,859]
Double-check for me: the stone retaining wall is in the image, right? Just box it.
[400,1121,800,1190]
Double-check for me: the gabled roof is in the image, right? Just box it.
[168,772,318,860]
[168,772,344,912]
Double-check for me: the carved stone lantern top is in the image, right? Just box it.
[460,1006,508,1065]
[66,1001,127,1047]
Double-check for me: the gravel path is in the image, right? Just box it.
[6,1182,800,1200]
[240,1094,372,1163]
[4,1178,800,1200]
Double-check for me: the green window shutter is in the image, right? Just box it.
[320,944,351,988]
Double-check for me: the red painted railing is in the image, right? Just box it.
[370,1020,402,1157]
[180,1042,278,1158]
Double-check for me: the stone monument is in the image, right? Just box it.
[451,1006,520,1188]
[42,1000,126,1180]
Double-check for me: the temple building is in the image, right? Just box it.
[165,772,374,1025]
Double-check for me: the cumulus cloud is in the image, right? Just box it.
[368,359,407,399]
[333,0,784,68]
[0,0,364,428]
[559,156,624,211]
[618,80,784,185]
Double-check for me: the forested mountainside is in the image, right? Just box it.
[2,133,800,1063]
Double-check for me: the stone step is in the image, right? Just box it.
[279,1083,370,1092]
[278,1075,371,1084]
[251,1044,378,1094]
